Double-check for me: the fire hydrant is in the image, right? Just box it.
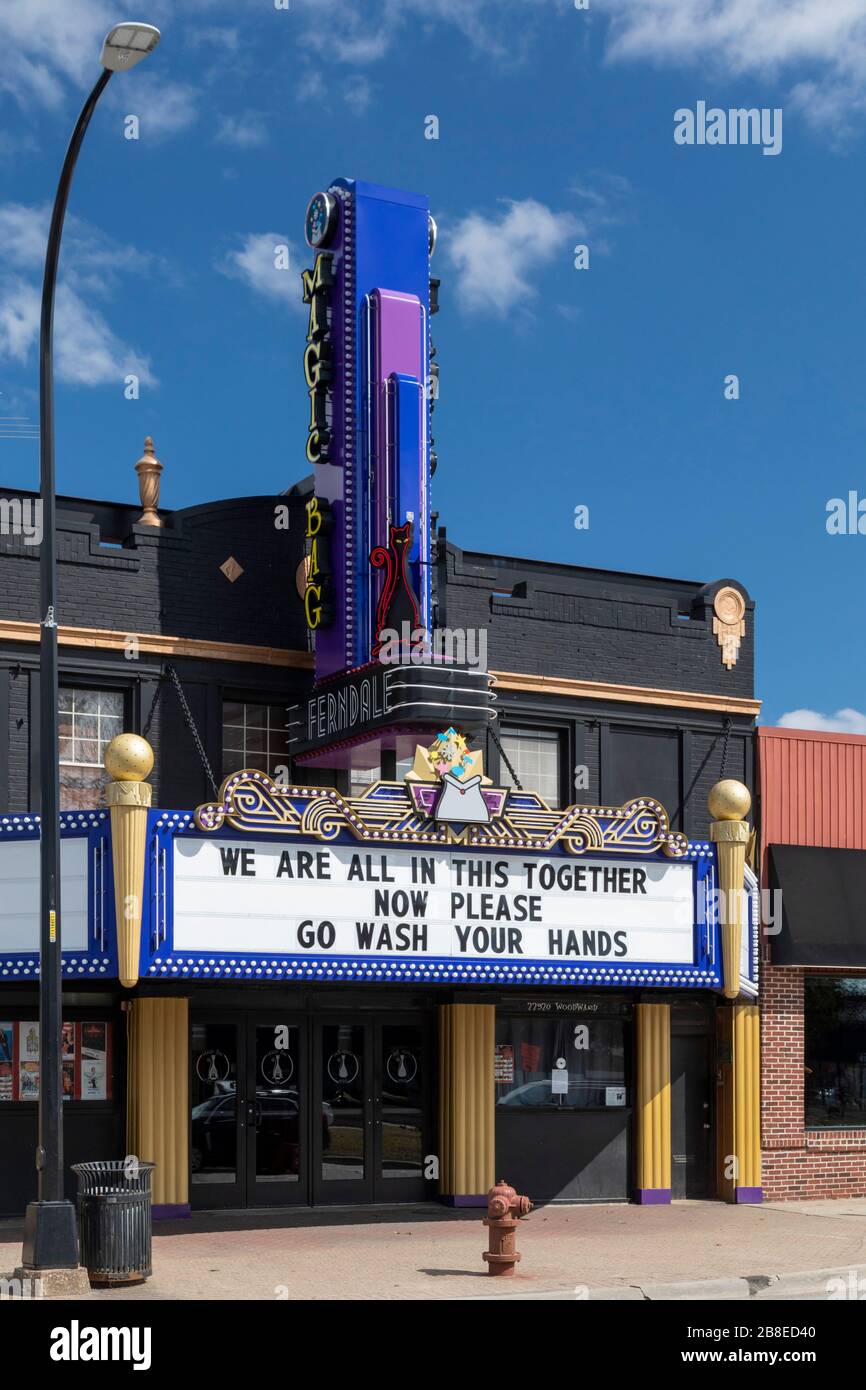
[482,1178,532,1276]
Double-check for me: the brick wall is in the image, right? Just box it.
[761,965,866,1200]
[439,537,756,699]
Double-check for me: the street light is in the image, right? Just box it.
[21,21,160,1278]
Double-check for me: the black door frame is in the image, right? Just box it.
[190,1006,434,1209]
[190,1010,308,1210]
[189,1010,246,1211]
[669,1007,714,1199]
[311,1011,434,1207]
[245,1013,308,1209]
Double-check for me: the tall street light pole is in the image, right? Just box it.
[22,22,160,1275]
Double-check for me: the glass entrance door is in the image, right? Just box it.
[191,1014,307,1209]
[191,1019,243,1209]
[246,1020,306,1206]
[192,1010,432,1208]
[313,1016,432,1205]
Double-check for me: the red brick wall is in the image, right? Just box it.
[761,964,866,1199]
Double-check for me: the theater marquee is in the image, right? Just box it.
[173,839,696,965]
[130,767,748,991]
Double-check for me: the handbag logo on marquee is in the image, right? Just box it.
[405,728,497,826]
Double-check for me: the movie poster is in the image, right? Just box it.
[61,1022,75,1102]
[80,1022,108,1101]
[0,1023,13,1101]
[19,1021,39,1099]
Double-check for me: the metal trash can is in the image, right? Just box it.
[72,1160,155,1285]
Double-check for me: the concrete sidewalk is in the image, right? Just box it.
[3,1198,866,1300]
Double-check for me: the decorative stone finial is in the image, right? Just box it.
[135,436,163,527]
[707,778,751,822]
[104,732,154,784]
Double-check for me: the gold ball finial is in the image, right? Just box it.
[104,733,154,783]
[707,778,751,822]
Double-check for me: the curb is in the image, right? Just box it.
[468,1263,866,1301]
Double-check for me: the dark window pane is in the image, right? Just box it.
[495,1014,627,1110]
[76,714,98,740]
[805,977,866,1128]
[75,691,100,715]
[606,727,680,828]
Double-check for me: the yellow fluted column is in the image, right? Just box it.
[732,1002,762,1202]
[708,779,752,1000]
[438,1004,494,1204]
[104,733,154,989]
[127,997,189,1214]
[636,1002,671,1203]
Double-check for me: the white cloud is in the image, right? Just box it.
[344,76,373,114]
[218,233,304,310]
[0,0,113,108]
[601,0,866,137]
[292,0,542,68]
[445,198,583,317]
[215,111,268,148]
[0,202,157,387]
[116,75,200,140]
[776,707,866,736]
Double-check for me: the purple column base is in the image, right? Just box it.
[152,1203,192,1221]
[438,1194,488,1208]
[635,1188,672,1205]
[735,1187,763,1204]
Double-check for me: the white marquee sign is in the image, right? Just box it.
[173,838,696,965]
[0,837,88,952]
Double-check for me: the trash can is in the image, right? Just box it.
[72,1160,155,1285]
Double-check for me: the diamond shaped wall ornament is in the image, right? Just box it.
[220,556,244,583]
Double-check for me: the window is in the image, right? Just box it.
[348,754,414,797]
[58,688,123,810]
[495,1013,627,1111]
[222,701,289,780]
[499,727,561,807]
[349,764,378,797]
[605,726,680,825]
[805,977,866,1128]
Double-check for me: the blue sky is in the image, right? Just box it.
[2,0,866,730]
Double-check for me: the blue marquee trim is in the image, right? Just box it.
[139,811,722,989]
[0,811,117,979]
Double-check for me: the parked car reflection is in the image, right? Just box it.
[191,1088,332,1174]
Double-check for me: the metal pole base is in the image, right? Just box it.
[21,1199,81,1271]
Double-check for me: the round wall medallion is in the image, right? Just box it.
[713,586,745,625]
[305,191,338,248]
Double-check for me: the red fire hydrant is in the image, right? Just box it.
[482,1178,533,1276]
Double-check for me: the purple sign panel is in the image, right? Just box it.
[301,179,433,681]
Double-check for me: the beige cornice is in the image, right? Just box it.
[0,619,313,670]
[0,620,760,713]
[491,668,761,717]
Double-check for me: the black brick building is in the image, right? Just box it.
[1,470,756,832]
[0,454,759,1215]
